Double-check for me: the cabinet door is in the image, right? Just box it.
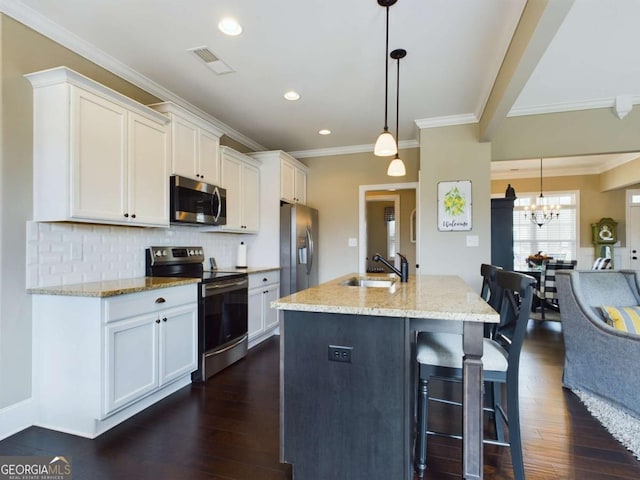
[220,154,243,230]
[128,112,169,226]
[263,284,280,330]
[242,163,260,232]
[105,314,159,415]
[280,160,296,203]
[294,167,306,204]
[159,304,198,385]
[71,88,127,222]
[248,288,265,340]
[171,116,199,179]
[198,129,220,185]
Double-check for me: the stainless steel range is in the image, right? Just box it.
[145,246,248,381]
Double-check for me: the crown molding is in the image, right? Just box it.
[414,113,478,129]
[507,95,640,118]
[289,139,419,159]
[0,0,266,152]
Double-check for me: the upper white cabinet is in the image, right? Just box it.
[25,67,170,227]
[219,146,261,233]
[149,102,223,185]
[248,150,308,205]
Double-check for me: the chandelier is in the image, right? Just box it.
[524,158,560,228]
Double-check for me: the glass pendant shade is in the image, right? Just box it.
[375,130,397,156]
[387,155,406,176]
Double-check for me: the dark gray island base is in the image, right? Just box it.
[274,274,498,480]
[281,311,411,480]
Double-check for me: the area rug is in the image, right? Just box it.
[573,389,640,461]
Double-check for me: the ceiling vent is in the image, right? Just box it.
[188,46,235,75]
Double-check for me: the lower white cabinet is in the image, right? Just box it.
[248,270,280,347]
[105,303,197,415]
[32,283,197,438]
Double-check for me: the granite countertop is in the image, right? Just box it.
[272,273,499,323]
[27,277,200,297]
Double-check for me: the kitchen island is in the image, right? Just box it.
[273,273,499,480]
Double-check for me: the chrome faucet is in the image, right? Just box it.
[372,253,409,282]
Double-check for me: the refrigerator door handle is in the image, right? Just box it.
[306,226,314,275]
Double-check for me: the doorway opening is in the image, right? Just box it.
[359,182,419,275]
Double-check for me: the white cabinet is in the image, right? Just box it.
[219,146,261,233]
[248,270,280,347]
[25,67,170,227]
[248,150,308,205]
[149,101,223,185]
[32,283,198,438]
[105,302,197,415]
[281,158,307,204]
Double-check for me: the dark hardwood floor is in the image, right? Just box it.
[1,321,639,479]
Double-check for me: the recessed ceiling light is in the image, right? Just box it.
[284,91,300,101]
[218,17,242,36]
[318,129,331,135]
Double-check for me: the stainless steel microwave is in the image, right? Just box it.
[170,175,227,226]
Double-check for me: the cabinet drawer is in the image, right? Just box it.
[104,284,197,323]
[249,270,280,289]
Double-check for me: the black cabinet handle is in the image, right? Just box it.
[263,278,268,282]
[124,213,129,218]
[155,319,161,324]
[162,317,167,322]
[131,214,136,219]
[155,297,166,304]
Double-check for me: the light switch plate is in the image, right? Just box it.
[348,237,358,247]
[466,235,479,247]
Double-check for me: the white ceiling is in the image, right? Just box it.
[3,0,640,167]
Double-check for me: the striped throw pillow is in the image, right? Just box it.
[600,306,640,334]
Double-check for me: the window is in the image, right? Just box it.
[385,206,397,259]
[512,191,578,269]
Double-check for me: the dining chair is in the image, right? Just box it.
[414,270,535,480]
[480,263,503,338]
[535,259,577,320]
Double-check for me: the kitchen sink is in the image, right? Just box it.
[341,276,398,288]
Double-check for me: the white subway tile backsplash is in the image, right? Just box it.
[26,221,251,288]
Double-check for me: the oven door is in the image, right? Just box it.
[201,277,248,353]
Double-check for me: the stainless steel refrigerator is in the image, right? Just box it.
[280,203,319,296]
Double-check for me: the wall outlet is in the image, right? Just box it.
[328,345,353,363]
[348,237,358,247]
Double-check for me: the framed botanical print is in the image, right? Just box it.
[438,180,472,231]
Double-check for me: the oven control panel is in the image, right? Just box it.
[147,246,205,265]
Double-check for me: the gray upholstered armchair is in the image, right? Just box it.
[556,270,640,418]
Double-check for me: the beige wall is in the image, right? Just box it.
[491,107,640,161]
[419,123,492,289]
[304,148,419,282]
[0,14,164,410]
[600,157,640,191]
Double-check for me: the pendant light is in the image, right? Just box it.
[524,158,560,227]
[374,0,398,157]
[387,48,407,176]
